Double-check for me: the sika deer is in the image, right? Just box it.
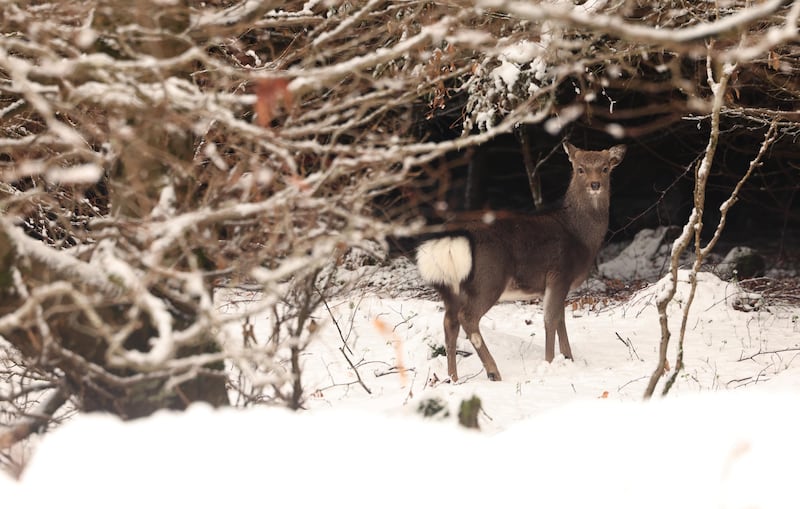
[416,142,626,382]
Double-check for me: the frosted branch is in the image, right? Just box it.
[1,219,121,297]
[644,54,736,398]
[476,0,789,48]
[288,16,456,95]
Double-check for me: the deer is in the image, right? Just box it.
[416,142,626,382]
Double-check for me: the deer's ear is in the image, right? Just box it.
[563,142,578,161]
[607,144,627,167]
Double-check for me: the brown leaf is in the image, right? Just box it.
[769,50,781,71]
[255,78,293,128]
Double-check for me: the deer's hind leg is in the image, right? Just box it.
[457,295,502,382]
[441,290,462,382]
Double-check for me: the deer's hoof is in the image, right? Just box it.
[487,371,502,382]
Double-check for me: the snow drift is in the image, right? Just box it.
[3,390,800,509]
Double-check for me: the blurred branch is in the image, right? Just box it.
[477,0,791,50]
[0,386,69,450]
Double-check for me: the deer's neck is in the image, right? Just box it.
[560,189,610,254]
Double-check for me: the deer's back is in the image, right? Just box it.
[462,212,601,297]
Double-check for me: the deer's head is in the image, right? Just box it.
[563,142,626,209]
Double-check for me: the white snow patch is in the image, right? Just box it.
[599,226,674,280]
[605,123,625,139]
[578,0,609,12]
[151,184,177,219]
[75,28,97,49]
[44,164,103,185]
[545,104,583,135]
[474,107,496,131]
[501,40,541,64]
[531,56,548,82]
[490,59,521,91]
[6,391,800,508]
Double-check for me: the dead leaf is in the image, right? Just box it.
[769,50,781,71]
[373,317,389,335]
[373,318,408,387]
[254,78,293,128]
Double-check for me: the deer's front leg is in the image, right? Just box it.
[543,282,570,362]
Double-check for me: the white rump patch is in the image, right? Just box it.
[416,237,472,293]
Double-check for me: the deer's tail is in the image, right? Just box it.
[416,236,472,294]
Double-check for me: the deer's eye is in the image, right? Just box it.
[602,167,609,174]
[577,167,585,174]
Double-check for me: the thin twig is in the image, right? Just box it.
[618,375,649,392]
[317,285,352,354]
[615,331,641,361]
[374,366,417,378]
[339,347,372,395]
[403,368,417,405]
[738,347,800,362]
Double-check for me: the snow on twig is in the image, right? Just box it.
[92,240,178,370]
[192,0,321,31]
[1,220,120,297]
[192,0,277,28]
[288,16,457,95]
[477,0,790,48]
[727,0,800,62]
[0,48,85,148]
[0,386,69,450]
[645,57,721,397]
[644,54,743,398]
[311,0,382,48]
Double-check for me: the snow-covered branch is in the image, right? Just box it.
[0,219,121,297]
[287,15,457,95]
[642,50,779,398]
[476,0,789,47]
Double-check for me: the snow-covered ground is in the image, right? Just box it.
[2,231,799,507]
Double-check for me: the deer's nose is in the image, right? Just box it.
[591,182,601,191]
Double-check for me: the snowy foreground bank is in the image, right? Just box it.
[2,391,799,508]
[2,269,799,507]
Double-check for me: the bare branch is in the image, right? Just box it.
[0,386,69,450]
[644,52,736,399]
[477,0,790,49]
